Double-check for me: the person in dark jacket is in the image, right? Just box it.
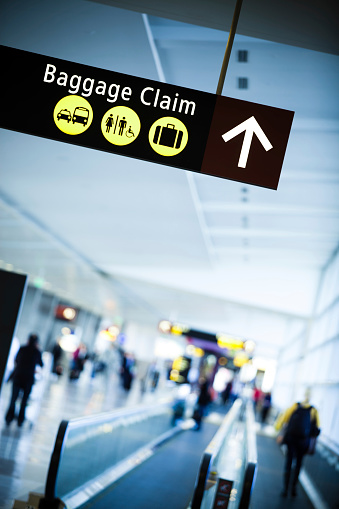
[261,392,272,424]
[5,333,43,427]
[51,338,63,375]
[275,389,320,497]
[193,378,212,430]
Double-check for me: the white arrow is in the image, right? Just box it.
[222,116,273,168]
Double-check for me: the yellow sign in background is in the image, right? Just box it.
[54,95,93,135]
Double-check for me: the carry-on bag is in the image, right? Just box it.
[153,123,183,149]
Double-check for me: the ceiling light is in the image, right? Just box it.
[158,320,172,333]
[63,307,77,320]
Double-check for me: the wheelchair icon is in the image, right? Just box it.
[126,126,135,138]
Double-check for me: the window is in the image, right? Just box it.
[237,50,248,62]
[238,77,248,89]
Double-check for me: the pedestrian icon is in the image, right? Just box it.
[118,116,127,135]
[101,106,140,146]
[149,117,188,156]
[105,114,114,132]
[53,95,93,135]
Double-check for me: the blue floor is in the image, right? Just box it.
[0,354,179,509]
[303,444,339,509]
[82,421,219,509]
[250,432,314,509]
[0,356,336,509]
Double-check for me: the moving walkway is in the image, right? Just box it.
[13,398,257,509]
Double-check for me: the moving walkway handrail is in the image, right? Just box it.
[41,401,174,508]
[191,399,243,509]
[42,418,68,508]
[239,401,257,509]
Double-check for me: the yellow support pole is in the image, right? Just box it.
[216,0,244,95]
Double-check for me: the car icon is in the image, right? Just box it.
[57,109,72,122]
[72,107,89,126]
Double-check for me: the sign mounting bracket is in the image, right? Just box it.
[216,0,244,96]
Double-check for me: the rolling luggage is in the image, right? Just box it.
[69,369,80,380]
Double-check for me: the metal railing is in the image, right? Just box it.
[239,401,257,509]
[38,397,257,509]
[39,401,178,509]
[190,399,257,509]
[191,399,243,509]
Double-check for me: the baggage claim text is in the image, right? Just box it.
[44,64,196,116]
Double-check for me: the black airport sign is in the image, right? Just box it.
[0,45,294,189]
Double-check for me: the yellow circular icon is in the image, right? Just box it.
[101,106,140,146]
[149,117,188,156]
[54,95,93,135]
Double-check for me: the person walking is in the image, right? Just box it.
[121,352,136,391]
[69,343,88,380]
[222,380,233,405]
[5,333,43,427]
[275,389,320,498]
[252,386,262,414]
[193,378,212,430]
[51,338,63,375]
[261,392,272,425]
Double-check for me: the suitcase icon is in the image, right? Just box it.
[153,123,183,149]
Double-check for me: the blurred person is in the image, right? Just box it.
[104,343,121,385]
[172,395,186,426]
[106,343,120,369]
[148,360,160,392]
[221,380,233,405]
[5,333,43,427]
[261,392,272,425]
[90,349,107,378]
[151,369,160,391]
[241,383,253,403]
[193,378,212,430]
[51,338,63,376]
[253,386,262,413]
[69,343,88,380]
[275,388,320,498]
[121,352,136,391]
[172,383,190,426]
[231,375,241,400]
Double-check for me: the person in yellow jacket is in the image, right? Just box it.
[275,389,320,498]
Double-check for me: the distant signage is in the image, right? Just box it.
[170,356,192,384]
[158,320,245,348]
[55,305,78,321]
[213,478,234,509]
[0,45,294,189]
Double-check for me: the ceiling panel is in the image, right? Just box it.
[0,0,338,357]
[92,0,339,55]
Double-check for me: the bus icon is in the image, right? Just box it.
[72,107,89,126]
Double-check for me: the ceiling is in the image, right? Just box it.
[93,0,339,55]
[0,0,338,357]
